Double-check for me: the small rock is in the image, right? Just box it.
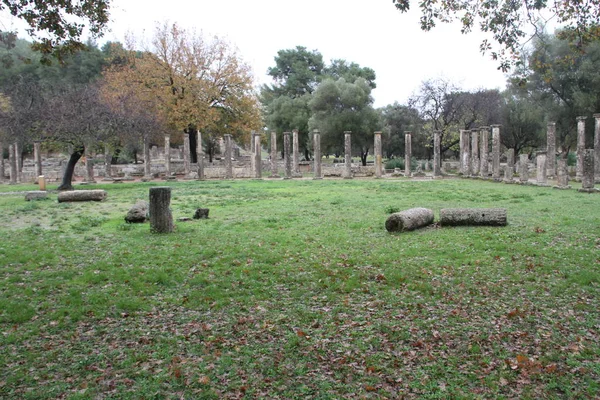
[178,217,192,222]
[193,208,210,219]
[25,191,48,201]
[125,200,148,223]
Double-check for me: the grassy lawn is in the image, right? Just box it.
[0,178,598,399]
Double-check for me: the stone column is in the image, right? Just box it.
[464,130,472,177]
[313,130,322,180]
[164,134,171,177]
[33,141,42,178]
[84,141,96,183]
[250,132,256,174]
[254,131,262,179]
[344,131,352,179]
[183,132,191,175]
[405,132,412,177]
[224,134,233,179]
[554,158,570,189]
[270,131,279,178]
[579,149,597,192]
[283,132,292,179]
[103,143,113,180]
[14,141,22,183]
[503,149,514,183]
[471,129,479,176]
[433,131,441,177]
[536,151,548,186]
[459,130,469,176]
[374,131,383,178]
[143,134,152,180]
[519,154,529,184]
[149,187,173,233]
[479,127,489,178]
[292,129,300,176]
[594,114,600,183]
[546,122,556,177]
[196,131,204,180]
[8,144,16,184]
[576,116,586,181]
[491,125,501,180]
[0,141,4,183]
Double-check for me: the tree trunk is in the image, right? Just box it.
[57,148,84,191]
[304,148,311,161]
[439,208,507,226]
[360,150,368,166]
[385,208,434,232]
[149,187,173,233]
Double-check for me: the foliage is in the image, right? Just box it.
[379,102,423,158]
[308,77,380,165]
[0,0,111,62]
[392,0,600,72]
[0,179,598,398]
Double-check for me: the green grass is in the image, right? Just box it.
[0,178,599,399]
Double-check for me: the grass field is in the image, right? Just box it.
[0,178,598,399]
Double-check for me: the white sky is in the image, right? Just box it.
[102,0,509,108]
[2,0,510,108]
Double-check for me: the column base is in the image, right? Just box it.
[578,187,599,193]
[553,185,572,190]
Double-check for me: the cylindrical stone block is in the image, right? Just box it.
[8,144,17,184]
[385,207,434,232]
[270,131,279,178]
[283,132,292,179]
[313,130,322,180]
[15,141,22,183]
[576,116,586,181]
[491,125,501,180]
[224,134,233,179]
[164,134,171,176]
[433,131,441,177]
[546,122,556,177]
[149,187,173,233]
[374,132,382,178]
[254,131,262,179]
[471,129,479,176]
[504,149,514,182]
[34,141,42,177]
[536,151,548,185]
[196,131,204,180]
[440,208,507,226]
[0,141,4,183]
[344,131,352,179]
[84,142,95,183]
[183,132,191,175]
[594,114,600,182]
[38,175,46,191]
[480,127,489,177]
[556,158,569,188]
[104,143,112,178]
[405,132,412,177]
[519,154,529,183]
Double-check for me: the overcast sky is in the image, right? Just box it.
[3,0,510,108]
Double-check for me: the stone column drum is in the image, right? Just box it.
[8,144,16,184]
[546,122,556,177]
[554,158,570,189]
[503,149,514,183]
[224,134,233,179]
[292,129,300,176]
[536,151,548,186]
[313,130,322,180]
[149,187,173,233]
[405,132,412,177]
[250,132,256,174]
[196,131,204,180]
[576,116,586,181]
[0,141,4,183]
[15,141,22,183]
[270,131,279,178]
[374,131,383,178]
[594,114,600,183]
[344,131,352,179]
[183,132,191,175]
[491,125,501,180]
[479,127,489,178]
[283,132,292,179]
[84,142,96,183]
[164,134,171,177]
[519,154,529,184]
[579,149,597,193]
[433,131,441,177]
[471,129,479,176]
[33,141,42,178]
[104,143,112,179]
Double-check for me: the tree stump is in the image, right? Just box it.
[440,208,507,226]
[57,190,107,202]
[385,207,434,232]
[149,187,173,233]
